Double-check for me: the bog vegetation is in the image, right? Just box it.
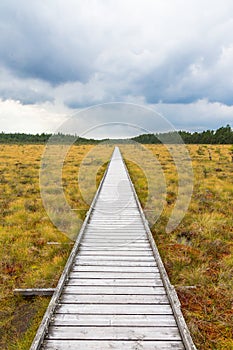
[0,143,232,349]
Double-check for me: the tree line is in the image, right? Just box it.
[0,132,99,144]
[132,125,233,144]
[0,125,232,144]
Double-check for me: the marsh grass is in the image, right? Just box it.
[123,159,149,208]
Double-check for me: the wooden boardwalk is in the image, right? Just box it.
[31,147,196,350]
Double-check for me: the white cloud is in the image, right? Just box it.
[0,99,68,133]
[155,99,233,131]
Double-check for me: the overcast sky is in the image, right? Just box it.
[0,0,233,136]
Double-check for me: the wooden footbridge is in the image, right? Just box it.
[31,147,196,350]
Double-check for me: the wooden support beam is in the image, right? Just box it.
[14,288,55,297]
[47,242,74,245]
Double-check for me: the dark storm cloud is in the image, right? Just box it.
[0,1,94,84]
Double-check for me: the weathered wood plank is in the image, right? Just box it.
[78,251,153,256]
[14,288,55,296]
[89,219,143,222]
[43,340,185,350]
[83,238,147,241]
[52,313,176,326]
[79,247,152,251]
[88,223,144,226]
[80,243,151,248]
[84,228,145,232]
[74,256,155,262]
[84,230,147,234]
[84,233,145,236]
[60,294,168,304]
[83,234,147,238]
[81,239,149,243]
[83,238,148,241]
[74,260,157,267]
[47,326,181,340]
[90,217,142,221]
[88,223,144,227]
[56,304,173,314]
[81,238,149,243]
[63,286,166,295]
[69,271,160,279]
[66,278,163,286]
[71,265,159,272]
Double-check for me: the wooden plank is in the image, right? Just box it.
[85,228,146,231]
[43,340,185,350]
[86,228,145,232]
[80,244,150,248]
[69,272,160,279]
[86,227,144,231]
[83,235,147,239]
[47,326,181,340]
[56,304,173,315]
[91,215,142,219]
[91,208,140,211]
[60,294,168,304]
[84,232,147,236]
[89,223,143,226]
[83,238,148,241]
[74,260,157,267]
[75,256,156,262]
[89,216,142,219]
[94,203,138,206]
[86,223,144,226]
[71,266,159,272]
[81,239,149,243]
[14,288,55,296]
[88,221,143,224]
[83,236,148,239]
[78,251,153,256]
[82,234,146,237]
[47,242,74,245]
[92,217,142,220]
[66,278,163,287]
[83,237,148,240]
[80,243,151,247]
[80,247,151,250]
[83,233,147,237]
[79,247,152,251]
[63,286,166,295]
[52,313,176,326]
[81,237,149,241]
[94,206,137,208]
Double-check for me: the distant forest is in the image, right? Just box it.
[132,125,233,144]
[0,133,98,145]
[0,125,232,144]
